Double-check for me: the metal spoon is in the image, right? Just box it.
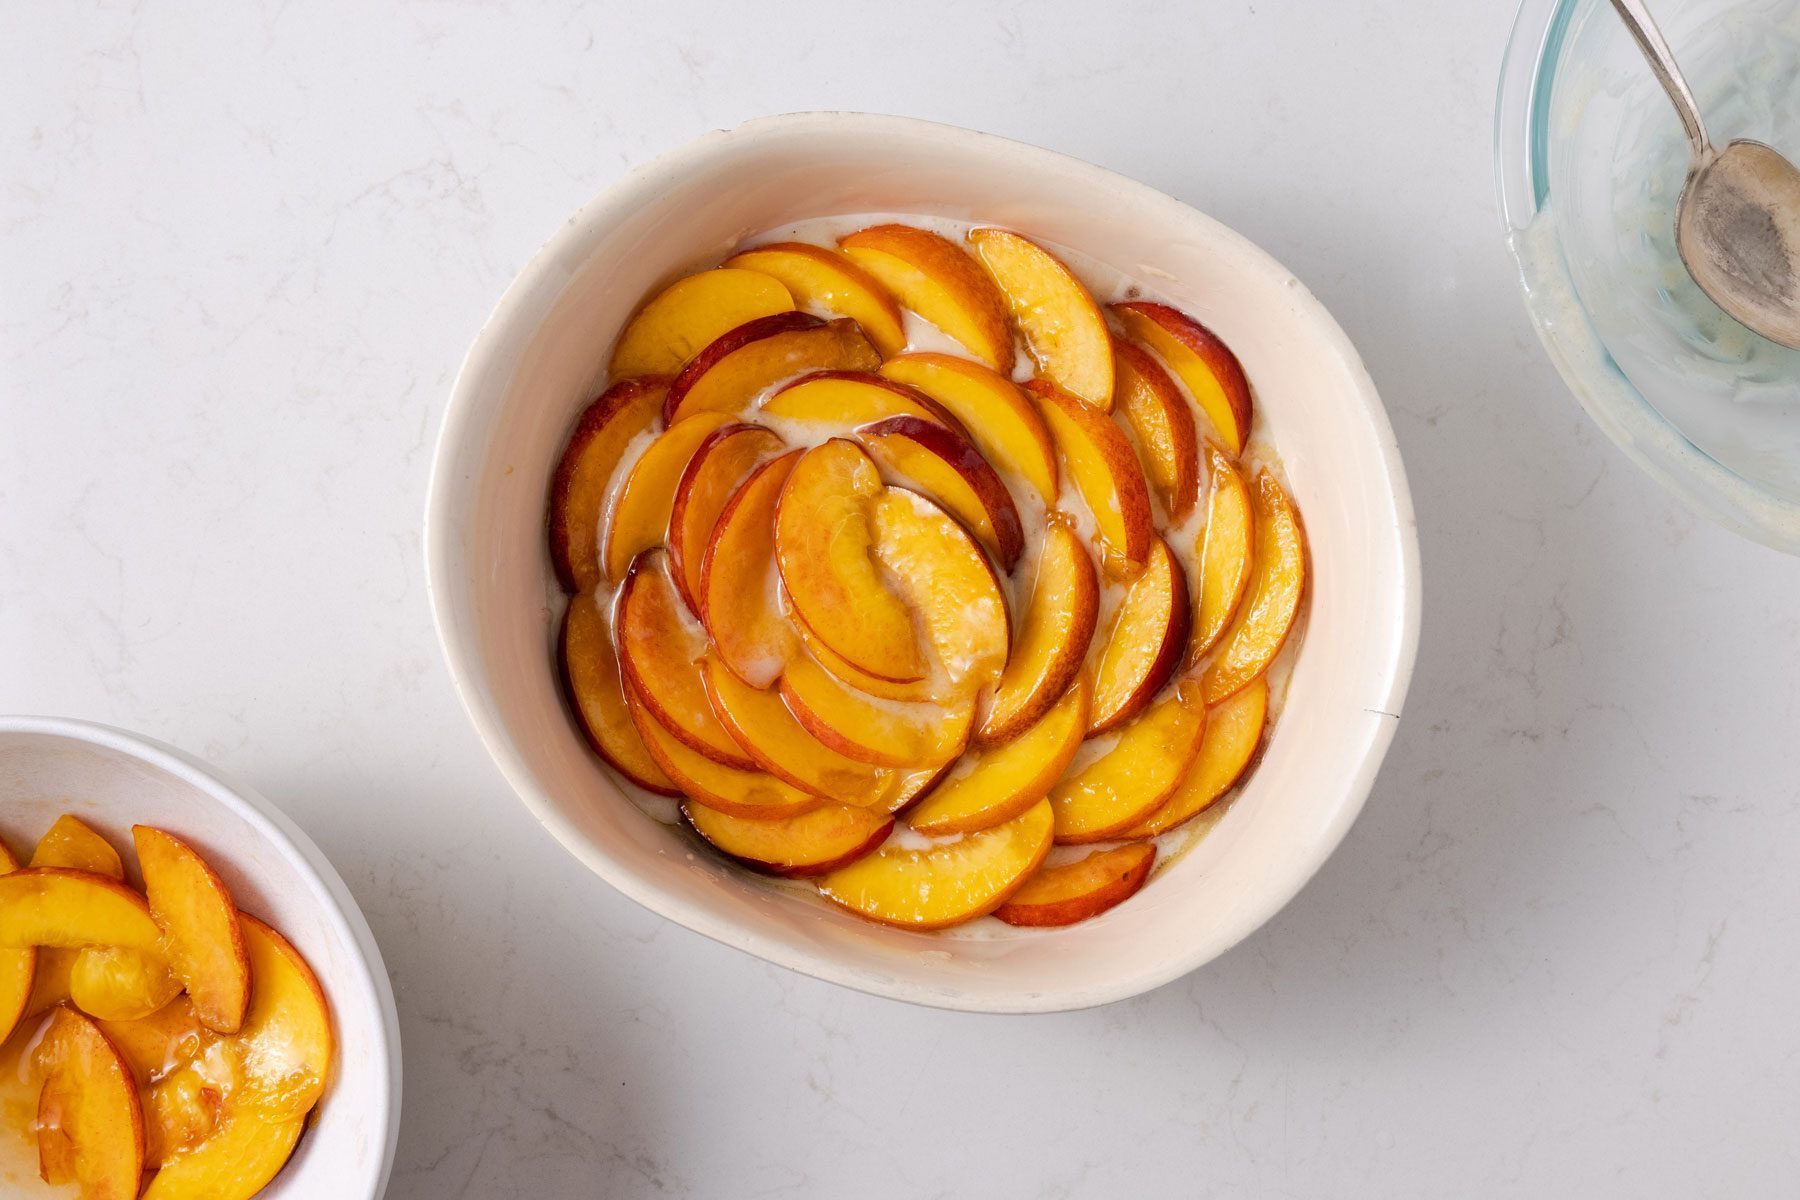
[1611,0,1800,348]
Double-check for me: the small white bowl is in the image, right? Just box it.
[0,716,400,1197]
[426,112,1421,1013]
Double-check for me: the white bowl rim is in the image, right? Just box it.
[0,713,403,1194]
[424,110,1423,1012]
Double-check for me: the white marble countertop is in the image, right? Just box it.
[6,2,1800,1196]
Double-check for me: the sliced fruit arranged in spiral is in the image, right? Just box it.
[725,242,908,356]
[839,224,1015,372]
[610,267,794,380]
[969,227,1112,409]
[552,218,1308,933]
[1113,300,1253,456]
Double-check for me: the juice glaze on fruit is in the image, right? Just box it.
[561,212,1304,932]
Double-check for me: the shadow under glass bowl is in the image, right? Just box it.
[1497,0,1800,553]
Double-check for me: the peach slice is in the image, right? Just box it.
[994,843,1156,927]
[976,516,1098,745]
[1190,445,1255,661]
[602,409,735,583]
[700,450,800,689]
[968,227,1112,408]
[664,312,879,425]
[233,914,333,1119]
[684,801,892,878]
[69,945,181,1022]
[0,840,34,1045]
[1029,380,1154,573]
[138,1108,305,1200]
[1113,301,1253,456]
[1114,339,1200,521]
[792,621,936,705]
[548,377,667,594]
[816,799,1053,929]
[627,688,821,820]
[31,815,124,877]
[667,422,784,614]
[559,589,679,796]
[0,868,162,954]
[879,352,1058,505]
[700,657,900,805]
[135,827,250,1035]
[35,1005,146,1195]
[774,440,925,684]
[839,224,1015,372]
[1089,538,1190,735]
[617,549,757,769]
[871,488,1011,696]
[859,414,1024,572]
[94,996,217,1167]
[1202,472,1306,703]
[609,267,793,379]
[778,654,972,769]
[911,673,1090,836]
[35,1007,146,1198]
[1124,677,1267,837]
[761,370,957,430]
[1049,683,1207,843]
[724,242,907,357]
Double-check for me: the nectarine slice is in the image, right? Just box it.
[0,868,162,954]
[871,488,1010,696]
[33,1006,145,1199]
[0,839,34,1045]
[1050,682,1207,843]
[31,815,124,877]
[1114,338,1201,521]
[69,944,181,1022]
[135,827,250,1034]
[609,267,793,379]
[233,914,333,1119]
[1201,471,1306,705]
[684,801,892,879]
[559,589,679,796]
[816,799,1053,929]
[1030,380,1154,573]
[627,687,821,820]
[911,674,1090,836]
[879,352,1058,505]
[859,414,1024,571]
[762,370,957,430]
[968,227,1112,409]
[138,1107,305,1200]
[700,657,900,806]
[548,377,666,594]
[700,450,800,689]
[976,515,1097,746]
[603,409,735,583]
[725,242,907,357]
[778,654,972,769]
[1113,301,1253,456]
[775,440,925,684]
[839,224,1015,372]
[617,549,757,769]
[667,422,784,615]
[1089,538,1190,735]
[664,312,879,425]
[1191,444,1255,661]
[1125,676,1267,837]
[994,843,1156,927]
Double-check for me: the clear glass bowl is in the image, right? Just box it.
[1497,0,1800,553]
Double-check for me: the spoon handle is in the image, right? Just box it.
[1609,0,1711,160]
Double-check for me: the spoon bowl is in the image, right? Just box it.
[1678,138,1800,347]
